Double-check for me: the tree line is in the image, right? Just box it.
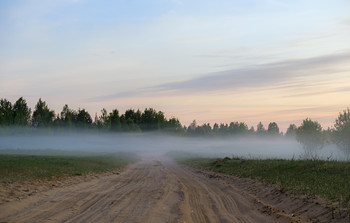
[0,97,284,136]
[0,97,349,157]
[0,97,182,133]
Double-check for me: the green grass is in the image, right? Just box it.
[0,152,137,184]
[170,151,350,208]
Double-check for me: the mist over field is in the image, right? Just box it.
[0,129,346,160]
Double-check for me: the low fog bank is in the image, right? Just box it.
[0,129,347,160]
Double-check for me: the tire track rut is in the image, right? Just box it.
[0,156,288,223]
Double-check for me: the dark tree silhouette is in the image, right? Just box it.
[285,124,297,138]
[219,123,229,136]
[59,104,77,127]
[141,108,165,131]
[213,123,219,134]
[267,122,279,136]
[95,108,109,129]
[32,98,55,127]
[76,109,92,128]
[166,117,183,134]
[186,120,197,135]
[13,97,31,126]
[229,121,248,135]
[256,122,266,135]
[0,98,13,126]
[334,108,350,159]
[125,109,142,126]
[194,123,212,136]
[109,109,121,131]
[296,118,324,159]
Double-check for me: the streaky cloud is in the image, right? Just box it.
[88,51,350,102]
[340,16,350,26]
[285,86,350,98]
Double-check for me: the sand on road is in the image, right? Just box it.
[0,155,337,223]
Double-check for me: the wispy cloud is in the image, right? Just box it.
[89,51,350,102]
[285,86,350,98]
[340,16,350,26]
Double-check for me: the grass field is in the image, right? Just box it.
[0,151,137,184]
[170,151,350,209]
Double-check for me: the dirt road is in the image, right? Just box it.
[0,155,329,223]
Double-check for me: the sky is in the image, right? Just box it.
[1,0,350,131]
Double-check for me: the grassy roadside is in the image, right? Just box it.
[0,151,137,184]
[169,151,350,209]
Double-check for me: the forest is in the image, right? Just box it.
[0,97,349,158]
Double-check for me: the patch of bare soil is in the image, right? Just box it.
[191,168,350,223]
[0,155,348,223]
[0,171,121,204]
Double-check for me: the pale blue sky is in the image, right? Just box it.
[1,0,350,130]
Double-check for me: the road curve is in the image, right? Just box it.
[0,155,288,223]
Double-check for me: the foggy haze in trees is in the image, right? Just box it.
[0,129,346,161]
[1,97,349,160]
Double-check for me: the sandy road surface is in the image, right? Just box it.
[0,156,308,223]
